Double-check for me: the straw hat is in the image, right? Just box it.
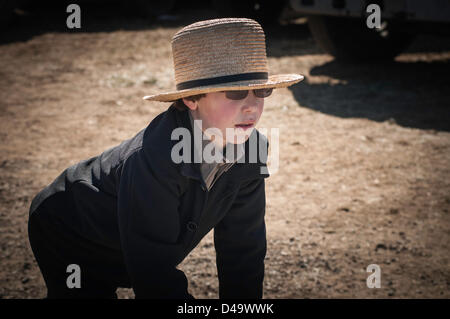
[143,18,304,102]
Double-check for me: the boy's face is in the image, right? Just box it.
[184,91,264,147]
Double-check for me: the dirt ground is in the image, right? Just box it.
[1,4,449,299]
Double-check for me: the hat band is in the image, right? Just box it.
[176,72,268,90]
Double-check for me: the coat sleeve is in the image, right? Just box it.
[117,148,193,299]
[214,177,267,299]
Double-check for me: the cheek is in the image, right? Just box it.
[257,101,264,117]
[212,104,240,129]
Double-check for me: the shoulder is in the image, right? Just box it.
[118,105,189,185]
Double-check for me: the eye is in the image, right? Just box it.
[225,90,249,100]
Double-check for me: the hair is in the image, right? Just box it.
[173,94,206,111]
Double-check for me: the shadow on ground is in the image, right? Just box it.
[290,56,450,132]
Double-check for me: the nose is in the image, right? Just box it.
[242,90,261,113]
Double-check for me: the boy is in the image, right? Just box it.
[28,18,304,299]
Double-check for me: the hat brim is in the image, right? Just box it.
[143,74,304,102]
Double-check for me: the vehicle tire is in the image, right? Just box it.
[212,0,286,26]
[307,15,415,61]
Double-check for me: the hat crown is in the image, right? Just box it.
[171,18,269,89]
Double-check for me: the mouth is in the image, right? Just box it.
[235,121,255,131]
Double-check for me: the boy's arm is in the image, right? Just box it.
[214,177,267,299]
[117,149,192,299]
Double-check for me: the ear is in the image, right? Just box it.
[182,98,198,110]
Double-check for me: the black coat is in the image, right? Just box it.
[29,104,270,299]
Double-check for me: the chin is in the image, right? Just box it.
[230,128,254,144]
